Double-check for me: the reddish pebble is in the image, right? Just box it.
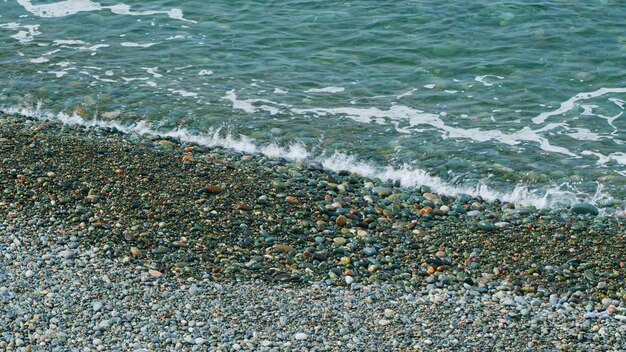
[285,196,298,204]
[148,269,162,278]
[335,215,347,226]
[206,185,223,194]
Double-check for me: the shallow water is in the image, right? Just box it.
[1,1,625,211]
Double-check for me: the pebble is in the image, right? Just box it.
[285,196,299,204]
[362,247,377,256]
[0,114,623,352]
[130,247,142,257]
[570,203,599,215]
[378,319,391,326]
[335,215,347,226]
[294,333,308,340]
[93,301,104,312]
[148,269,163,278]
[333,237,347,246]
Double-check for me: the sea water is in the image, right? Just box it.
[1,1,625,212]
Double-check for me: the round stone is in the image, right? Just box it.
[333,237,346,246]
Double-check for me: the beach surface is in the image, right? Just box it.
[1,114,625,351]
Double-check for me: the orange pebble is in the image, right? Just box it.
[428,266,435,275]
[182,155,194,162]
[183,147,193,153]
[419,206,432,216]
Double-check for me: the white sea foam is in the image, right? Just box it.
[222,90,282,115]
[305,86,345,93]
[222,89,576,156]
[475,75,503,87]
[17,0,195,23]
[532,87,626,124]
[121,42,159,48]
[142,67,163,78]
[48,70,69,78]
[29,56,49,63]
[566,128,603,141]
[0,22,41,44]
[168,89,197,97]
[198,70,213,76]
[53,39,86,45]
[396,88,417,99]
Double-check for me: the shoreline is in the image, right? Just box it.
[1,112,626,350]
[5,106,622,215]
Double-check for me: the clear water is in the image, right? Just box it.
[1,1,625,211]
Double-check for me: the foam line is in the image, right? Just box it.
[0,106,612,211]
[532,87,626,124]
[16,0,195,23]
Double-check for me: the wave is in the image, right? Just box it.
[16,0,195,23]
[1,105,614,212]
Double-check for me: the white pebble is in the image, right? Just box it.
[378,319,391,326]
[295,332,308,340]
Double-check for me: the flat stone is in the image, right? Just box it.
[371,187,391,196]
[378,319,391,326]
[362,247,377,256]
[148,269,163,278]
[285,196,298,204]
[205,185,223,194]
[333,237,346,246]
[93,301,104,312]
[57,250,75,259]
[294,333,308,340]
[570,203,598,216]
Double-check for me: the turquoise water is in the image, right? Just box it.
[1,1,625,211]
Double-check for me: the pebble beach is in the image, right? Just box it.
[1,113,625,351]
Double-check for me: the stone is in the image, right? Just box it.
[93,301,105,312]
[294,333,308,340]
[272,180,287,191]
[148,269,163,278]
[205,185,223,194]
[130,247,142,257]
[285,196,298,204]
[333,237,346,246]
[335,215,347,226]
[273,244,295,252]
[378,319,391,326]
[371,187,392,196]
[57,250,75,259]
[570,203,599,216]
[476,221,495,231]
[362,247,377,256]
